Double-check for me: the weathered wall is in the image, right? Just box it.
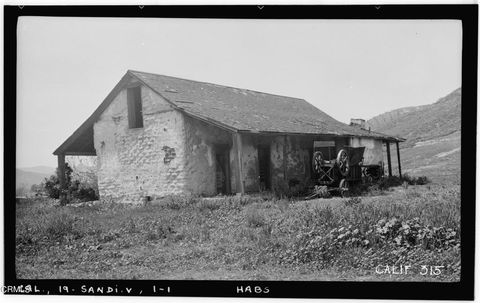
[349,137,384,165]
[229,134,260,193]
[93,83,187,203]
[270,136,312,192]
[183,116,232,195]
[240,135,259,193]
[92,82,385,201]
[66,156,98,195]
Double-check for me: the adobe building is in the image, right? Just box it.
[54,70,403,203]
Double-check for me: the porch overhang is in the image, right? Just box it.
[53,125,96,156]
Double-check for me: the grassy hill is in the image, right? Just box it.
[16,166,55,196]
[368,88,461,183]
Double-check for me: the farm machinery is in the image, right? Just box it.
[307,143,384,198]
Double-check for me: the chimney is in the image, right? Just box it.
[350,118,366,129]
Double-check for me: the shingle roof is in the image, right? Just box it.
[54,70,403,155]
[130,70,402,140]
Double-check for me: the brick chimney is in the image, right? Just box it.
[350,118,366,129]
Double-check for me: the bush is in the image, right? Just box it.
[374,174,429,191]
[43,163,99,203]
[378,176,403,190]
[402,174,430,185]
[283,215,459,269]
[415,176,429,185]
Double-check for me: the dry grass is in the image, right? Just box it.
[16,184,460,281]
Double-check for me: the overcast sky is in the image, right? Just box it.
[16,17,462,168]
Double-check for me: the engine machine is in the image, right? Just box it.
[311,140,384,195]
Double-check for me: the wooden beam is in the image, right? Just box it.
[53,73,133,155]
[283,136,287,181]
[57,154,66,189]
[57,154,67,205]
[233,133,245,194]
[386,142,392,177]
[396,141,402,178]
[65,151,97,156]
[225,149,231,194]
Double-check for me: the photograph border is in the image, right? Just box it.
[4,4,477,299]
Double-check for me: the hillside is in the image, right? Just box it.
[368,88,461,147]
[368,88,461,183]
[16,159,96,196]
[16,166,55,196]
[19,166,56,175]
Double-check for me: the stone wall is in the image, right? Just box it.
[66,156,98,195]
[92,81,385,201]
[183,116,232,196]
[93,83,187,203]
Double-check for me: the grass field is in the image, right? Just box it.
[16,183,460,282]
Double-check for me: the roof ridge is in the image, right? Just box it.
[127,69,306,101]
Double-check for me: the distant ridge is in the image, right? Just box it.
[16,166,55,194]
[18,165,55,175]
[368,88,461,148]
[367,88,461,183]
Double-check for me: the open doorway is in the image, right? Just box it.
[258,145,271,191]
[215,145,230,194]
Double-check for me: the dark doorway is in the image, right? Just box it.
[258,145,271,191]
[215,146,230,194]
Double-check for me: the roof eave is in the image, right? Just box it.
[53,72,134,155]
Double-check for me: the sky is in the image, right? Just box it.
[16,17,462,168]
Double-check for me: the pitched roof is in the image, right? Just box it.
[130,70,402,140]
[54,70,403,155]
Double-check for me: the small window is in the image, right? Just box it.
[127,86,143,128]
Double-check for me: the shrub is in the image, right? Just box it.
[402,174,430,185]
[373,174,429,191]
[282,214,460,269]
[378,176,403,190]
[415,176,429,185]
[43,163,98,203]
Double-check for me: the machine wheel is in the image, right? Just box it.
[336,149,350,177]
[339,178,350,197]
[312,151,324,173]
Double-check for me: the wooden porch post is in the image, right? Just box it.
[233,133,245,194]
[225,150,231,194]
[57,154,66,189]
[396,141,402,178]
[57,154,67,204]
[386,142,392,177]
[283,136,288,181]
